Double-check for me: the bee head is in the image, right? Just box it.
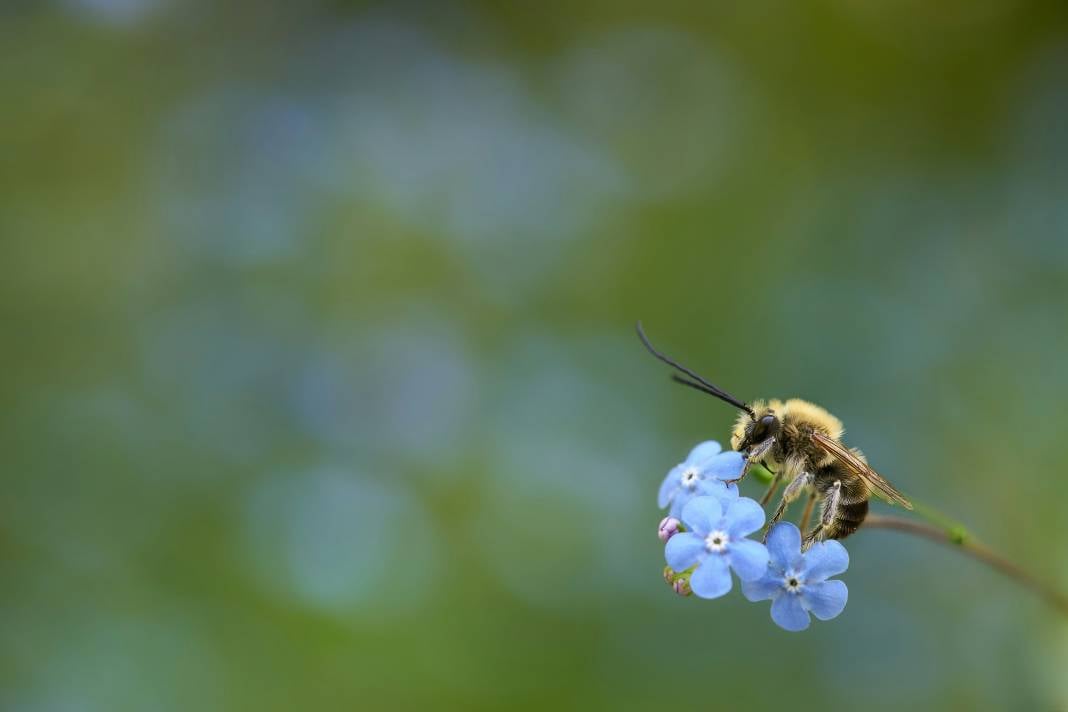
[749,412,781,446]
[731,404,780,455]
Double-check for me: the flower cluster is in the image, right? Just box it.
[657,440,849,631]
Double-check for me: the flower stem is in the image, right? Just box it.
[862,513,1068,617]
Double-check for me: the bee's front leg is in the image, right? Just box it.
[763,470,813,542]
[724,437,776,487]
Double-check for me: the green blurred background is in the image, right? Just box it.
[4,1,1068,709]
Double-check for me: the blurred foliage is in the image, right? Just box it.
[3,0,1068,710]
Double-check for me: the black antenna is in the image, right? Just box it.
[636,321,755,418]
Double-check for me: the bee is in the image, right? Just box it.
[637,322,911,547]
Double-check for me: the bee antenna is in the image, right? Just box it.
[636,321,756,418]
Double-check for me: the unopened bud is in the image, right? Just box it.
[663,566,693,596]
[658,516,681,542]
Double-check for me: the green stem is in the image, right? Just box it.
[749,462,773,485]
[862,511,1068,617]
[909,501,970,544]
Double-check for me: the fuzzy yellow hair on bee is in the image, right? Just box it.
[730,399,842,452]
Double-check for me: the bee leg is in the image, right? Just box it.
[758,466,782,506]
[763,471,813,542]
[725,437,776,486]
[798,491,818,532]
[803,480,841,549]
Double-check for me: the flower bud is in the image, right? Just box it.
[672,577,692,597]
[658,516,681,542]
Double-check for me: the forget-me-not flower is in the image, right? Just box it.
[664,495,769,599]
[658,440,742,519]
[742,522,849,632]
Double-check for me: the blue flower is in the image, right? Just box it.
[742,522,849,632]
[664,495,769,599]
[658,441,742,519]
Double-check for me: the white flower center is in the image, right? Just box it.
[680,467,700,489]
[705,530,729,553]
[784,569,804,594]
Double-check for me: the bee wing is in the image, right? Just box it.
[810,431,913,509]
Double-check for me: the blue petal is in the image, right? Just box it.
[658,464,683,509]
[679,496,722,536]
[741,572,782,602]
[689,554,732,599]
[665,532,706,571]
[667,490,695,520]
[728,538,769,582]
[695,478,739,505]
[771,593,810,632]
[700,451,744,480]
[684,440,722,465]
[802,580,848,621]
[765,522,803,571]
[801,540,849,582]
[725,498,766,538]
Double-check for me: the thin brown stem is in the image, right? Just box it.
[863,514,1068,617]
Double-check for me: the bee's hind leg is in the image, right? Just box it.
[802,480,841,550]
[763,471,813,543]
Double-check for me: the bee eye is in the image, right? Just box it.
[751,414,779,443]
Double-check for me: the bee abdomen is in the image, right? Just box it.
[827,499,868,540]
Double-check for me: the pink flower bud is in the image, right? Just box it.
[658,516,681,542]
